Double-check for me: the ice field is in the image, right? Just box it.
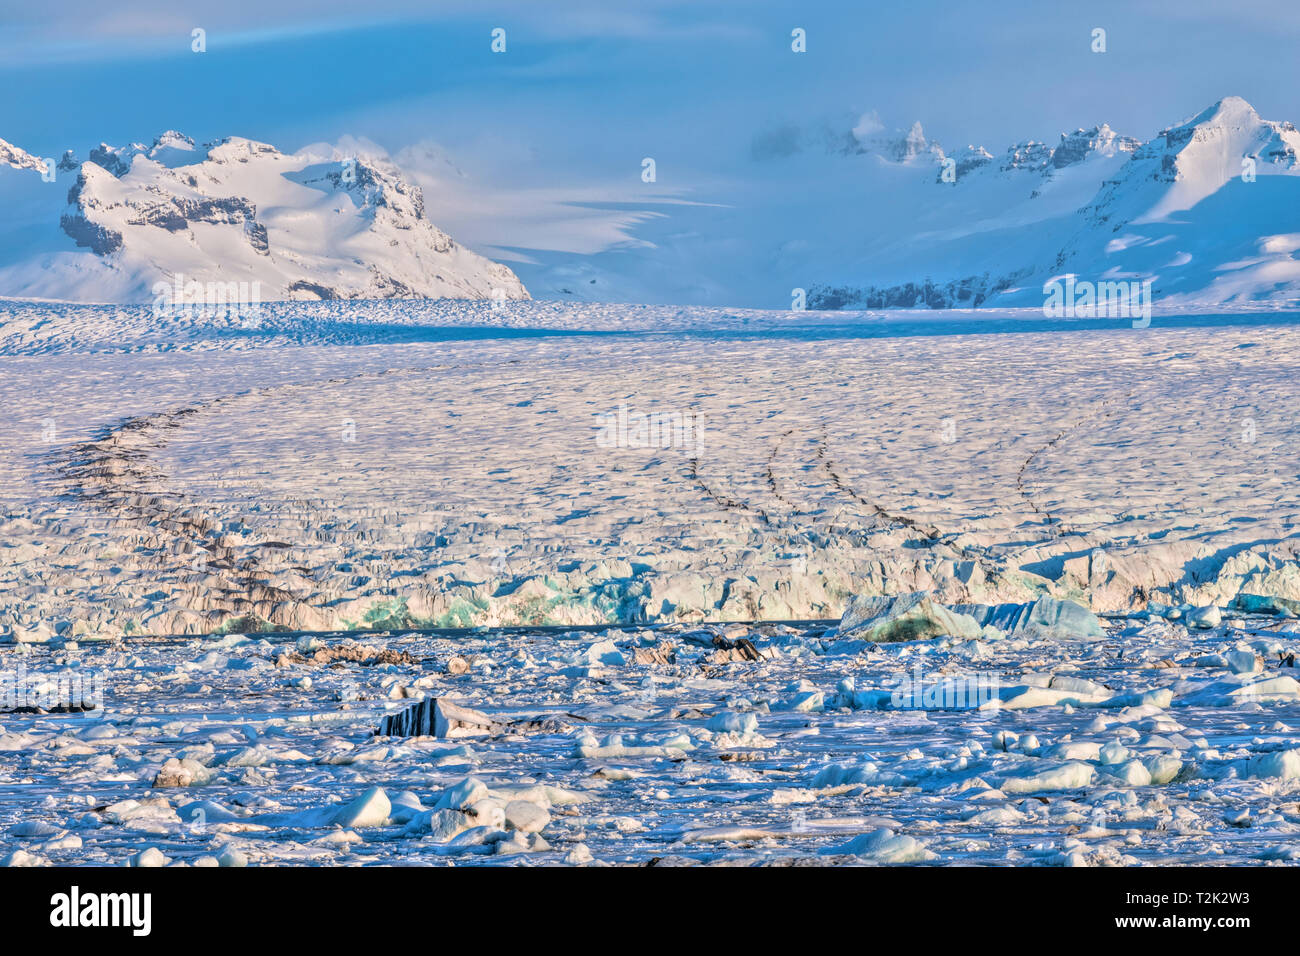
[3,300,1300,865]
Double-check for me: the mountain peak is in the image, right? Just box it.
[0,137,47,174]
[852,118,940,164]
[153,130,195,150]
[1190,95,1259,126]
[1119,96,1300,218]
[808,95,1300,313]
[0,130,528,304]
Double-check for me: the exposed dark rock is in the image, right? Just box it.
[126,195,258,231]
[60,214,123,254]
[378,697,501,738]
[288,279,339,300]
[808,270,1028,310]
[244,219,269,255]
[87,143,131,177]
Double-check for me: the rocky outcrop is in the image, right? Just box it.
[87,143,132,177]
[1051,125,1139,169]
[0,137,48,175]
[808,270,1027,310]
[59,213,123,255]
[124,195,259,232]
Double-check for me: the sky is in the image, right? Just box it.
[1,0,1298,293]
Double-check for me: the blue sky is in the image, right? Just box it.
[2,0,1298,289]
[4,0,1299,163]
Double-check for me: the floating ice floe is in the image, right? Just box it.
[837,593,987,642]
[252,786,392,829]
[820,828,935,863]
[837,591,1104,644]
[1247,748,1300,780]
[954,596,1106,641]
[996,761,1096,794]
[378,697,501,738]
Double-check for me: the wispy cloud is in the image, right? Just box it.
[0,0,764,65]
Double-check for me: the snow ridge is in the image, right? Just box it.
[0,132,528,304]
[810,96,1300,311]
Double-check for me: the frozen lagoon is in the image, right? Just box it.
[2,299,1300,865]
[2,613,1300,866]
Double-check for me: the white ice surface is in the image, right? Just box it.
[1,299,1300,865]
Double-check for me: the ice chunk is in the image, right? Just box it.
[1107,759,1153,786]
[1248,749,1300,780]
[253,786,391,828]
[130,847,169,867]
[999,761,1095,793]
[153,757,212,788]
[960,596,1105,641]
[837,592,984,642]
[504,800,550,834]
[378,697,500,738]
[433,777,491,811]
[820,828,934,863]
[705,711,759,734]
[332,786,391,828]
[1226,649,1261,674]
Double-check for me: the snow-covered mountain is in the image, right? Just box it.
[806,96,1300,310]
[0,132,528,304]
[3,98,1297,312]
[508,96,1299,312]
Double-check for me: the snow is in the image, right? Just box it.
[0,132,528,304]
[1,292,1300,865]
[1248,749,1300,781]
[478,97,1299,313]
[3,96,1299,313]
[4,593,1300,866]
[11,300,1300,639]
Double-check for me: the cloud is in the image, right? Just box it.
[395,141,690,261]
[0,0,764,65]
[852,110,885,142]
